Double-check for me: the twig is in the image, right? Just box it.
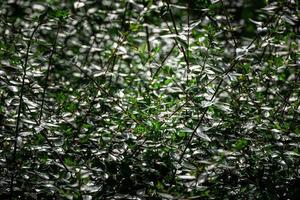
[39,23,61,123]
[9,21,43,200]
[152,43,176,79]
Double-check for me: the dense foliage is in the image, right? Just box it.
[1,0,300,199]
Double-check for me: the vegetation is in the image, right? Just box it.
[0,0,300,199]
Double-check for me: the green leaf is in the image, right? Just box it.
[234,138,249,151]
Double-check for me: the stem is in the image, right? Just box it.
[187,0,190,84]
[39,23,60,123]
[9,21,42,200]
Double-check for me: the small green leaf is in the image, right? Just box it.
[234,138,248,151]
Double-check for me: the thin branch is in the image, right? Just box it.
[187,0,190,84]
[23,102,71,173]
[73,62,142,125]
[165,1,190,72]
[9,21,43,200]
[152,43,176,79]
[220,0,237,52]
[39,23,61,123]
